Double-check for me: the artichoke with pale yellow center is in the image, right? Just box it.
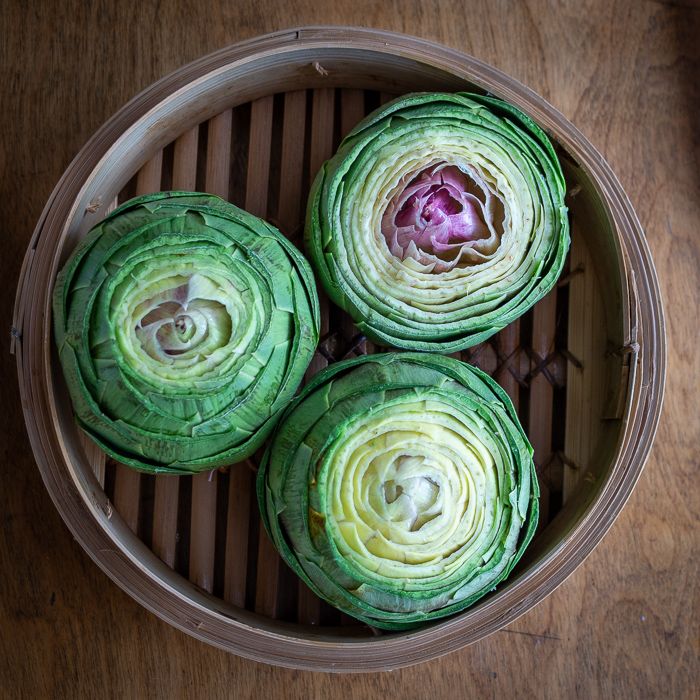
[53,192,319,474]
[257,353,538,629]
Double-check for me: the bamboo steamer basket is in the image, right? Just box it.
[13,27,665,672]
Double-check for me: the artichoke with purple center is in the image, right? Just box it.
[306,92,569,352]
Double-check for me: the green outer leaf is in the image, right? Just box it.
[304,92,569,352]
[53,191,320,474]
[257,353,538,629]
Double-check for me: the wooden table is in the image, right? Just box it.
[2,1,697,697]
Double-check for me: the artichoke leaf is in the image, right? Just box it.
[53,191,319,474]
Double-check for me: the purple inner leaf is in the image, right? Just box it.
[381,164,501,272]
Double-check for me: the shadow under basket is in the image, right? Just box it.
[13,28,665,672]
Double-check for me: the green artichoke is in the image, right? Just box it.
[53,192,319,474]
[306,92,569,352]
[257,353,538,629]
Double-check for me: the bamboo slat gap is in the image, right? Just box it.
[340,612,358,626]
[223,466,251,608]
[277,90,307,233]
[245,96,274,218]
[172,126,199,191]
[112,151,163,534]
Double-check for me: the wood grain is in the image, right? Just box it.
[1,2,697,698]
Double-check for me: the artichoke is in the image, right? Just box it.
[53,192,319,474]
[257,353,538,629]
[306,92,569,352]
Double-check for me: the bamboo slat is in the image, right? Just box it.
[338,89,372,358]
[172,126,199,191]
[245,96,274,219]
[528,289,557,527]
[297,87,337,625]
[564,232,608,502]
[254,515,280,618]
[496,322,521,410]
[340,88,365,141]
[188,111,233,592]
[223,464,252,608]
[244,94,282,616]
[190,471,218,593]
[303,87,335,386]
[151,475,179,569]
[110,424,140,532]
[277,90,306,239]
[135,150,163,197]
[112,150,164,534]
[151,128,199,568]
[78,428,105,489]
[204,110,232,200]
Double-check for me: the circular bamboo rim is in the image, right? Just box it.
[13,27,665,672]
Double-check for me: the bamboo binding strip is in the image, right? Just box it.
[12,28,665,672]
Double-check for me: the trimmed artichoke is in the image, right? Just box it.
[257,353,538,629]
[53,192,319,474]
[306,92,569,352]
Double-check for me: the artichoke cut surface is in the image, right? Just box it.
[53,192,319,474]
[306,92,569,352]
[258,353,538,629]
